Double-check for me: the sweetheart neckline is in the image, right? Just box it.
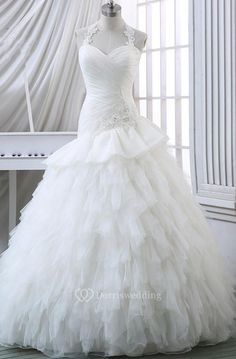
[79,43,142,57]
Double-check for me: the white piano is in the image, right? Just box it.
[0,132,77,233]
[0,71,77,233]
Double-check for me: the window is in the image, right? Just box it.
[134,0,190,181]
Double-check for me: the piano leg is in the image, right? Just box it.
[9,170,17,234]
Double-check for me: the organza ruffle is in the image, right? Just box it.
[42,116,169,168]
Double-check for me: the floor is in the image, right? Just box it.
[0,339,236,359]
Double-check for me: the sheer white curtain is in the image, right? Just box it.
[0,0,103,249]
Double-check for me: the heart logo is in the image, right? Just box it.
[74,288,94,303]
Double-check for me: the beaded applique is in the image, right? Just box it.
[123,25,135,45]
[97,99,137,132]
[84,22,135,46]
[84,23,100,44]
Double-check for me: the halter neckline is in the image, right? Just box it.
[83,21,136,46]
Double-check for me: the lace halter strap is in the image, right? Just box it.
[83,22,135,46]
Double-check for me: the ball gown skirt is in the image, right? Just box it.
[0,22,235,358]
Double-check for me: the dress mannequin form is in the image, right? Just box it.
[75,3,147,53]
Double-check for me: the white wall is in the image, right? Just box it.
[115,0,137,27]
[190,0,236,222]
[190,0,236,277]
[208,219,236,276]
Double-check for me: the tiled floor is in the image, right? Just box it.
[0,339,236,359]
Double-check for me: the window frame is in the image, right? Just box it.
[134,0,190,179]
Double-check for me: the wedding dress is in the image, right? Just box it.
[0,22,235,358]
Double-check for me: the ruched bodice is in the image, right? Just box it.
[79,44,141,97]
[77,23,142,135]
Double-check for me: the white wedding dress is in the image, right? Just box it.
[0,22,235,358]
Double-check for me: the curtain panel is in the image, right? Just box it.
[0,0,103,248]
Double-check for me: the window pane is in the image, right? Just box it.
[138,5,146,33]
[136,0,190,186]
[176,0,189,45]
[151,2,160,48]
[152,51,160,97]
[182,148,191,183]
[139,100,147,117]
[181,99,189,146]
[164,0,175,47]
[166,49,175,96]
[139,53,146,97]
[181,48,189,96]
[166,99,175,145]
[168,146,176,159]
[152,99,161,127]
